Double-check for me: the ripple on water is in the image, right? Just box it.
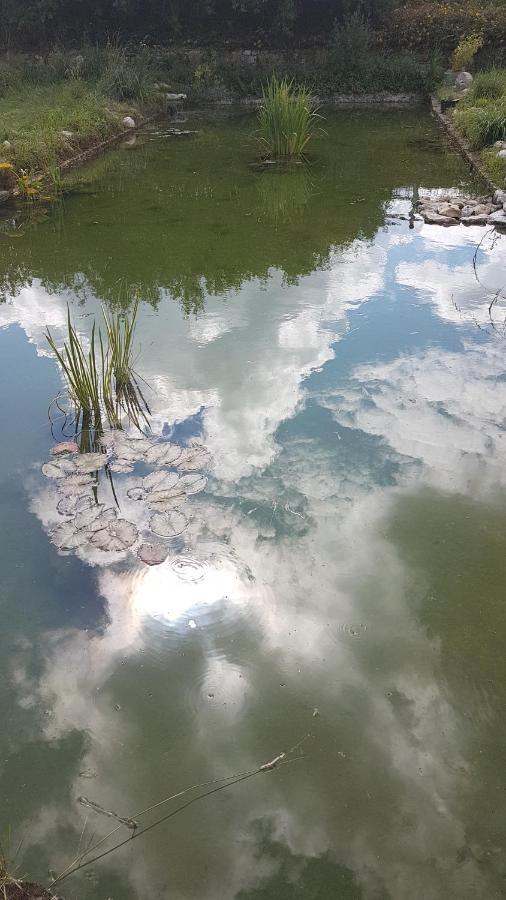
[171,555,206,582]
[326,622,368,643]
[129,542,263,645]
[184,657,252,720]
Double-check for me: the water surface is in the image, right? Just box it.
[1,108,505,900]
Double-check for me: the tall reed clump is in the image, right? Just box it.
[257,76,322,160]
[46,303,149,447]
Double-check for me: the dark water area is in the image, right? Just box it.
[0,108,505,899]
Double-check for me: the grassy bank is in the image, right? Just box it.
[0,47,163,180]
[446,70,506,186]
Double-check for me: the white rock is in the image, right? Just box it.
[2,140,11,149]
[497,150,506,159]
[494,141,506,149]
[488,210,506,225]
[122,116,135,128]
[493,189,506,205]
[424,212,460,225]
[455,71,473,90]
[166,93,186,101]
[461,215,489,225]
[60,130,73,139]
[437,203,461,219]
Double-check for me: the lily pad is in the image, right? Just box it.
[73,504,116,532]
[177,473,207,494]
[50,441,79,456]
[73,452,109,474]
[147,492,187,511]
[89,518,138,552]
[137,543,170,566]
[57,495,94,517]
[149,510,188,538]
[177,445,210,470]
[42,458,76,479]
[51,521,88,551]
[109,460,135,473]
[58,474,95,496]
[145,442,182,466]
[143,470,180,493]
[112,434,152,460]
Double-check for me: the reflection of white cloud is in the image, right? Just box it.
[0,283,72,356]
[6,204,506,898]
[12,485,493,899]
[1,239,387,483]
[328,341,506,498]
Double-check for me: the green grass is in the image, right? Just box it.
[0,82,125,172]
[481,146,506,186]
[450,67,506,150]
[0,45,164,177]
[454,98,506,149]
[467,69,506,102]
[257,76,322,160]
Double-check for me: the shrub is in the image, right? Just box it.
[386,2,506,63]
[333,12,372,63]
[257,76,322,160]
[451,34,483,72]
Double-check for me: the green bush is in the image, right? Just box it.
[333,12,372,62]
[387,1,506,63]
[451,34,483,73]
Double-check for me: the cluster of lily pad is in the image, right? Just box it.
[41,432,210,565]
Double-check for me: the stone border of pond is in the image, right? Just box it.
[218,92,424,107]
[430,96,499,194]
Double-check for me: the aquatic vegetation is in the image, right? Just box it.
[46,302,149,446]
[40,434,210,565]
[257,76,322,160]
[137,542,170,566]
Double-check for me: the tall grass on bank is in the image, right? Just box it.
[454,97,506,148]
[46,303,149,447]
[466,69,506,102]
[257,76,322,160]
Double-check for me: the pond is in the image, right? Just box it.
[1,108,506,900]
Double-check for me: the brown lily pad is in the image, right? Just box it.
[50,441,79,456]
[137,542,170,566]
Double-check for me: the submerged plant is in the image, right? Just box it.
[257,76,323,160]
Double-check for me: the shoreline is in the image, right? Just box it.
[430,96,498,193]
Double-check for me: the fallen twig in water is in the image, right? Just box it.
[50,739,310,888]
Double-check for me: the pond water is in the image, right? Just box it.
[1,108,506,900]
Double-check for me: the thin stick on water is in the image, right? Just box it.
[50,740,309,887]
